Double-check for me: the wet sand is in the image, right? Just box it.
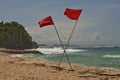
[0,52,120,80]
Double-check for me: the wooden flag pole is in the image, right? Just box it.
[58,19,79,70]
[53,24,65,51]
[53,24,73,70]
[66,20,79,46]
[58,47,73,70]
[58,8,82,70]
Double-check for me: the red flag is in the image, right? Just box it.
[38,16,54,27]
[64,8,82,20]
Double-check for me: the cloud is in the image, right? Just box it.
[69,32,111,46]
[26,23,112,46]
[1,0,119,46]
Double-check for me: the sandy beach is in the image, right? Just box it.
[0,51,120,80]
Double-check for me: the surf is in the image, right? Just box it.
[36,47,85,54]
[103,55,120,58]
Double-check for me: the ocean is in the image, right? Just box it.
[22,46,120,70]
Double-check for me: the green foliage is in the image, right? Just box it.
[0,21,38,50]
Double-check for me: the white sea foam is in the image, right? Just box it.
[92,45,113,48]
[36,47,85,54]
[103,55,120,58]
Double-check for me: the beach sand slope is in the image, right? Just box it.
[0,53,120,80]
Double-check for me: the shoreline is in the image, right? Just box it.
[0,51,120,80]
[0,48,43,54]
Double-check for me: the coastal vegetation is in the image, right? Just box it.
[0,21,38,50]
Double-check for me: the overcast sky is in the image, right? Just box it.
[0,0,120,46]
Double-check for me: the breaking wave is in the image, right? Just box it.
[103,55,120,58]
[36,47,85,54]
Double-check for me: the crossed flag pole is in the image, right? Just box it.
[58,19,79,70]
[38,8,82,70]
